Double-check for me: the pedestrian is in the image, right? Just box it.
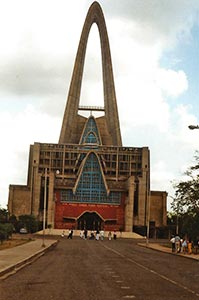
[96,230,100,241]
[84,229,88,239]
[175,235,181,253]
[193,238,199,254]
[80,230,84,239]
[100,229,104,241]
[187,238,192,254]
[170,235,175,253]
[67,229,73,239]
[108,231,112,241]
[89,231,95,240]
[113,230,117,240]
[181,239,187,254]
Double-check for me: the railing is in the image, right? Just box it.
[78,106,105,111]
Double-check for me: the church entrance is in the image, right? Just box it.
[77,212,103,230]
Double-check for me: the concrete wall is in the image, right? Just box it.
[8,185,31,216]
[150,191,167,227]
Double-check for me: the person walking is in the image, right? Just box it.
[100,229,104,241]
[187,238,192,254]
[175,235,181,253]
[181,239,187,254]
[95,230,100,241]
[170,235,176,253]
[84,229,88,239]
[67,229,73,239]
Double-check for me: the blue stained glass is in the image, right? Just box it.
[60,152,121,204]
[80,116,101,145]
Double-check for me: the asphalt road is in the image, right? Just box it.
[1,238,199,300]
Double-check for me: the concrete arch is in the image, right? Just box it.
[59,1,122,146]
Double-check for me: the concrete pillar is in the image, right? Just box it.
[125,176,135,232]
[47,172,55,228]
[32,172,41,218]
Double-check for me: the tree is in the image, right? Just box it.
[9,215,18,232]
[18,215,39,233]
[172,151,199,214]
[0,207,9,223]
[0,223,13,244]
[171,151,199,239]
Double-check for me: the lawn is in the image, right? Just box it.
[0,238,30,250]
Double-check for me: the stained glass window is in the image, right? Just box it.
[80,116,100,145]
[60,152,121,204]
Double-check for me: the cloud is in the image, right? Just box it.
[103,0,199,46]
[155,69,188,97]
[0,105,61,207]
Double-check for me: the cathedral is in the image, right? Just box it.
[8,2,167,235]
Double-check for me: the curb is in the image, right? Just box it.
[138,243,199,261]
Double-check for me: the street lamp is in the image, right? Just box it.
[188,125,199,130]
[42,168,47,247]
[146,191,151,247]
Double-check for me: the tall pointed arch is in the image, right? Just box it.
[79,116,102,145]
[59,1,122,146]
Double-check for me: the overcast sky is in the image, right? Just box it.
[0,0,199,210]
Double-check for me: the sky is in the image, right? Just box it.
[0,0,199,210]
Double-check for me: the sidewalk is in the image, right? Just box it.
[0,238,58,278]
[139,242,199,261]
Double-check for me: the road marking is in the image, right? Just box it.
[121,286,130,289]
[102,244,199,298]
[123,296,136,299]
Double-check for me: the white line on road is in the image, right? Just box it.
[102,244,199,298]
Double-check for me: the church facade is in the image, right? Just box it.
[8,2,167,235]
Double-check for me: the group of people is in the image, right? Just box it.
[61,229,73,239]
[79,229,117,241]
[61,228,118,241]
[170,235,199,254]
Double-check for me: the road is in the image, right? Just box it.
[1,237,199,300]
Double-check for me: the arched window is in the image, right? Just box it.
[80,116,101,145]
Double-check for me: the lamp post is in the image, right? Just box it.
[42,168,47,247]
[146,190,151,247]
[188,125,199,130]
[145,167,150,247]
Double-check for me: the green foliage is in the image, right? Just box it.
[18,215,39,233]
[179,211,199,239]
[9,215,18,232]
[171,151,199,239]
[0,207,9,223]
[0,208,40,236]
[0,223,13,244]
[172,151,199,213]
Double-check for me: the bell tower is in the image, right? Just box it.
[59,1,122,146]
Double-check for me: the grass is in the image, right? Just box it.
[0,238,30,250]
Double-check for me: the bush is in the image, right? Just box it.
[0,223,13,244]
[18,215,39,233]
